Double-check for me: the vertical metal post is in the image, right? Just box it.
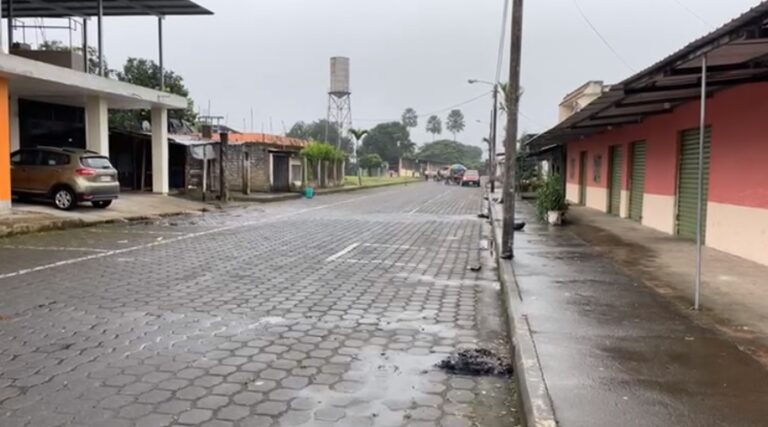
[82,18,88,73]
[158,16,164,91]
[219,132,228,202]
[501,0,524,259]
[491,86,498,193]
[7,0,14,51]
[0,0,4,53]
[97,0,104,76]
[694,55,708,311]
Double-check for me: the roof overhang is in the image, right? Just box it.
[0,53,187,109]
[1,0,212,17]
[530,1,768,151]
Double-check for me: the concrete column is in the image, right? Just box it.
[85,96,109,154]
[0,78,10,212]
[151,107,168,194]
[10,95,19,151]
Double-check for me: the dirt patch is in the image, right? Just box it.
[436,348,513,377]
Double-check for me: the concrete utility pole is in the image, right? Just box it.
[490,85,498,193]
[219,132,228,202]
[501,0,524,259]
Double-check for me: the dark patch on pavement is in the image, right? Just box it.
[436,348,513,377]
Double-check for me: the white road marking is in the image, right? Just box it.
[408,189,451,215]
[0,245,108,253]
[87,229,187,235]
[325,243,360,262]
[0,192,382,281]
[363,243,413,249]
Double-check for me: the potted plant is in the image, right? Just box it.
[536,174,568,225]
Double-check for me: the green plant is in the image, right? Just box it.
[536,175,567,221]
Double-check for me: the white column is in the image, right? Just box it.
[10,95,19,151]
[85,96,109,154]
[151,107,168,194]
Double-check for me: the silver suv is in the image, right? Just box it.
[11,147,119,210]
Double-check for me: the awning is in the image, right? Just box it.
[1,0,212,17]
[0,53,187,109]
[530,1,768,150]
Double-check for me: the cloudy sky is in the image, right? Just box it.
[83,0,762,149]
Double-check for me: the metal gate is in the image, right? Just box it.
[677,128,711,240]
[272,154,290,192]
[609,145,623,215]
[629,142,646,221]
[579,151,587,205]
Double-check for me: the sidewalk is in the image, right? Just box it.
[0,193,210,237]
[567,206,768,363]
[491,199,768,427]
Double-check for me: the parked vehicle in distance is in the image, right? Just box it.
[461,169,481,187]
[11,147,119,210]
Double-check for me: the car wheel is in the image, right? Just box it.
[52,187,76,210]
[92,200,112,209]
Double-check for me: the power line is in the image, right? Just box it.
[572,0,635,72]
[495,0,510,84]
[672,0,710,28]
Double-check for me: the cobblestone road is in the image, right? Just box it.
[0,182,516,427]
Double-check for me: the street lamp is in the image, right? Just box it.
[469,79,500,192]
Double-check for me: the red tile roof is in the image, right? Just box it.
[210,133,309,148]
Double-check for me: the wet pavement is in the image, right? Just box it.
[0,183,517,427]
[511,202,768,427]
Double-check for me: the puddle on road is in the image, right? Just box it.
[437,348,514,378]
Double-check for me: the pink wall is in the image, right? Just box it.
[565,82,768,209]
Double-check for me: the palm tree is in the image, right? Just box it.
[348,128,369,186]
[426,115,442,141]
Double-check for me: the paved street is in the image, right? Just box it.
[0,183,516,427]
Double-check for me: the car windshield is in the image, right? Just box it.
[80,156,113,169]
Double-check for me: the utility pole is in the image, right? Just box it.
[491,85,498,193]
[501,0,524,259]
[219,132,229,202]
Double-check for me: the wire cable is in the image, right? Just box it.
[572,0,635,72]
[495,0,510,85]
[672,0,710,28]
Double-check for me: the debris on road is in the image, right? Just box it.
[436,348,513,377]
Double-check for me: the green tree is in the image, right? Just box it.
[360,122,413,166]
[446,109,466,141]
[418,139,483,169]
[426,115,442,141]
[288,119,353,154]
[110,58,196,130]
[401,108,418,129]
[359,153,383,176]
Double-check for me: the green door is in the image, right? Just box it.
[629,142,646,222]
[579,151,587,205]
[677,128,711,241]
[609,145,623,215]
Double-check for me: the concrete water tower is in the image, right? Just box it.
[326,57,352,148]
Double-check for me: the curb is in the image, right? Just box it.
[231,179,422,203]
[0,208,211,240]
[486,194,558,427]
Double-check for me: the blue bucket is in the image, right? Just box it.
[304,186,315,199]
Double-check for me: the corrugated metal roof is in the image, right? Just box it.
[211,133,309,149]
[1,0,212,17]
[530,1,768,151]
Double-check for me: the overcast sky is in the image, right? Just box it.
[85,0,762,150]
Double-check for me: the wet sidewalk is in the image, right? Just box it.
[496,201,768,427]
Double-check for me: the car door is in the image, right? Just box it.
[36,151,70,194]
[10,149,39,193]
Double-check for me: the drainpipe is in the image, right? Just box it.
[694,55,707,311]
[97,0,104,76]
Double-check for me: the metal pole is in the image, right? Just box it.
[202,145,208,202]
[491,85,498,193]
[82,18,88,73]
[97,0,104,76]
[158,16,164,91]
[7,0,14,51]
[501,0,524,259]
[219,132,228,202]
[694,55,708,311]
